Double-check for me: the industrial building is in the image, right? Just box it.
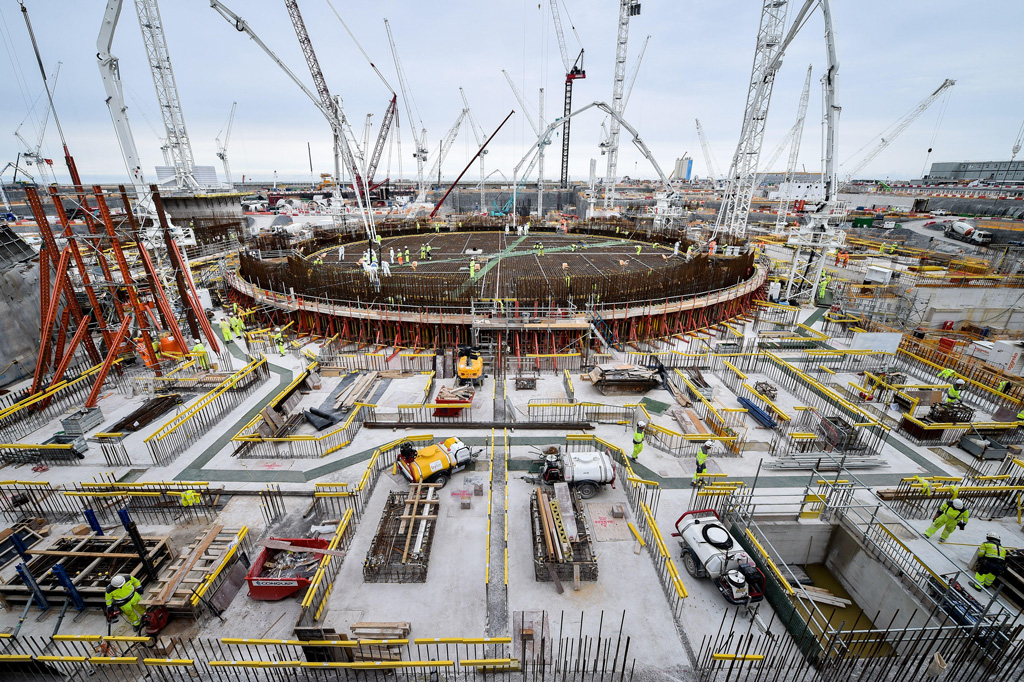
[1,1,1023,681]
[926,161,1024,183]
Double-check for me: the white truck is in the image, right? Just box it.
[672,509,766,604]
[945,221,992,246]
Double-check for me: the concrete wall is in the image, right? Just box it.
[757,521,835,565]
[0,259,41,388]
[916,286,1024,330]
[826,524,933,629]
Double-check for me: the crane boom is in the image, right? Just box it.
[1000,119,1024,183]
[603,0,639,205]
[366,95,397,189]
[133,0,200,191]
[216,101,236,186]
[550,0,585,189]
[385,19,427,197]
[502,71,540,136]
[425,109,468,193]
[98,1,150,207]
[622,35,649,113]
[841,79,956,186]
[460,88,487,212]
[775,65,813,232]
[549,0,572,73]
[695,119,718,182]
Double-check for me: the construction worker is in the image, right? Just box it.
[232,301,239,316]
[389,246,395,264]
[105,574,146,628]
[405,247,411,263]
[998,379,1010,394]
[271,328,287,356]
[973,532,1008,590]
[938,367,956,380]
[673,241,680,256]
[191,339,209,370]
[180,489,200,507]
[420,244,426,260]
[686,244,695,260]
[818,276,831,300]
[879,242,886,254]
[635,245,642,256]
[631,421,647,460]
[538,244,544,256]
[469,260,477,279]
[693,440,712,485]
[231,315,245,338]
[313,256,323,265]
[924,497,969,542]
[426,244,432,260]
[943,378,966,405]
[1017,405,1024,424]
[218,318,233,343]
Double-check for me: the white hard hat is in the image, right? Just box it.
[951,498,966,511]
[110,575,126,589]
[636,421,647,430]
[704,440,714,448]
[955,378,965,386]
[274,327,281,332]
[987,531,1001,543]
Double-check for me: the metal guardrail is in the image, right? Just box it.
[144,356,270,466]
[233,404,376,459]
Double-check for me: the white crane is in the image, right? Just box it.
[133,0,200,191]
[695,119,719,184]
[1000,119,1024,184]
[459,88,488,213]
[714,0,789,236]
[215,101,236,187]
[840,79,956,188]
[385,19,428,200]
[774,64,814,233]
[98,1,159,214]
[423,107,469,201]
[603,0,641,208]
[549,0,585,189]
[502,70,548,217]
[598,35,648,155]
[13,63,60,186]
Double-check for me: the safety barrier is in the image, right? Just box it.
[525,401,635,424]
[0,442,83,467]
[318,350,389,372]
[0,481,81,523]
[0,360,123,443]
[506,353,582,375]
[399,352,435,372]
[96,433,132,467]
[144,356,270,466]
[296,510,355,627]
[64,480,220,525]
[232,403,376,459]
[397,403,474,423]
[669,370,745,454]
[562,368,575,403]
[884,472,1024,521]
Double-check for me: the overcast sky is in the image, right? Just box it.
[1,0,1021,186]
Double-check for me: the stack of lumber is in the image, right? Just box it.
[334,372,378,412]
[795,585,852,608]
[143,526,240,613]
[350,622,409,662]
[672,407,709,435]
[435,384,474,402]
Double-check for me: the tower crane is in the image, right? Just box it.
[460,88,488,212]
[423,107,469,201]
[714,0,788,235]
[502,71,548,217]
[133,0,201,191]
[13,64,60,186]
[1000,119,1024,184]
[598,35,648,155]
[209,1,373,243]
[385,19,428,200]
[840,79,956,188]
[215,101,236,187]
[363,95,398,196]
[695,119,719,183]
[549,0,585,189]
[774,65,813,233]
[603,0,641,208]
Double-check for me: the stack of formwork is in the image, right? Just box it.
[60,407,104,437]
[142,525,245,617]
[530,483,597,587]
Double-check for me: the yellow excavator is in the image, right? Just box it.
[456,346,484,387]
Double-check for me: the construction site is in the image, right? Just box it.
[0,1,1024,681]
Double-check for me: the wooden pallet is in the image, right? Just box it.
[350,622,409,662]
[141,526,241,613]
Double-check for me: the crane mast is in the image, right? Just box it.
[714,0,788,235]
[133,0,200,191]
[774,65,813,233]
[695,119,718,183]
[216,101,236,187]
[425,108,468,196]
[502,72,548,216]
[603,0,640,207]
[549,0,585,189]
[365,95,397,192]
[385,19,428,199]
[1001,119,1024,183]
[460,88,488,212]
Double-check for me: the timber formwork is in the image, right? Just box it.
[0,534,172,607]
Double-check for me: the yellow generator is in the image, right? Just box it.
[456,346,484,387]
[395,437,477,487]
